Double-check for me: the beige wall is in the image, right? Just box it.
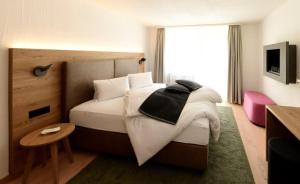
[0,0,147,178]
[240,0,300,106]
[241,23,261,93]
[259,0,300,106]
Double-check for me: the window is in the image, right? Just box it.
[164,25,229,99]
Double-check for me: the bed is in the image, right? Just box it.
[70,96,210,146]
[64,59,215,170]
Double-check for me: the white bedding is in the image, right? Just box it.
[70,97,210,145]
[124,86,221,165]
[70,83,221,166]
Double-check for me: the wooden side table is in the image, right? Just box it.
[20,123,75,184]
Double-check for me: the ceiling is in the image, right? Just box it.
[96,0,286,26]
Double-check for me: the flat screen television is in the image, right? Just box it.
[263,42,296,84]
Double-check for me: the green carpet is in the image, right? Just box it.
[68,106,254,184]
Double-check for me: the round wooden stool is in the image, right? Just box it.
[20,123,75,184]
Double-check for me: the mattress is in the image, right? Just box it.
[70,97,209,145]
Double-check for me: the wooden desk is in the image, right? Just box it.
[266,105,300,159]
[20,123,75,184]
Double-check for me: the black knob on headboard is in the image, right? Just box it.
[33,64,53,77]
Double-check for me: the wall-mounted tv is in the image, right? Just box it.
[263,42,296,84]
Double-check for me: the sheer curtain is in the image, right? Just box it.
[164,25,229,99]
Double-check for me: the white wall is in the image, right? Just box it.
[241,23,261,93]
[259,0,300,106]
[0,0,147,179]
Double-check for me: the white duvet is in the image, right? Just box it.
[124,84,222,165]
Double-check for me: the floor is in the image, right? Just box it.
[5,151,97,184]
[231,105,267,184]
[4,105,267,184]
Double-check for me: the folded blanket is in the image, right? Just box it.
[139,88,190,125]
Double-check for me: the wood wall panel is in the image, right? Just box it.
[9,48,144,175]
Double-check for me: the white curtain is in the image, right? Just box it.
[164,25,229,99]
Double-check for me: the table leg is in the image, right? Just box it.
[50,143,59,184]
[41,146,47,167]
[22,149,35,184]
[62,137,74,163]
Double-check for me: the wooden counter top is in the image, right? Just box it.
[266,105,300,140]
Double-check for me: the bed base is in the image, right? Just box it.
[70,126,208,170]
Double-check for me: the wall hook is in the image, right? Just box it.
[33,64,53,77]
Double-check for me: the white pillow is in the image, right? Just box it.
[128,72,153,89]
[94,76,129,101]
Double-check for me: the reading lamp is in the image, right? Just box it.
[139,58,146,64]
[33,64,52,77]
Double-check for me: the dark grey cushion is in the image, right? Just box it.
[166,84,190,94]
[175,80,202,92]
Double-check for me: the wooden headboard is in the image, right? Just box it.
[9,48,144,175]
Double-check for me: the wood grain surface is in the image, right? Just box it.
[266,105,300,140]
[9,48,144,176]
[20,123,75,147]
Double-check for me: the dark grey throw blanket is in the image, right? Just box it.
[138,88,190,125]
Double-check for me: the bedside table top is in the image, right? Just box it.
[20,123,75,147]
